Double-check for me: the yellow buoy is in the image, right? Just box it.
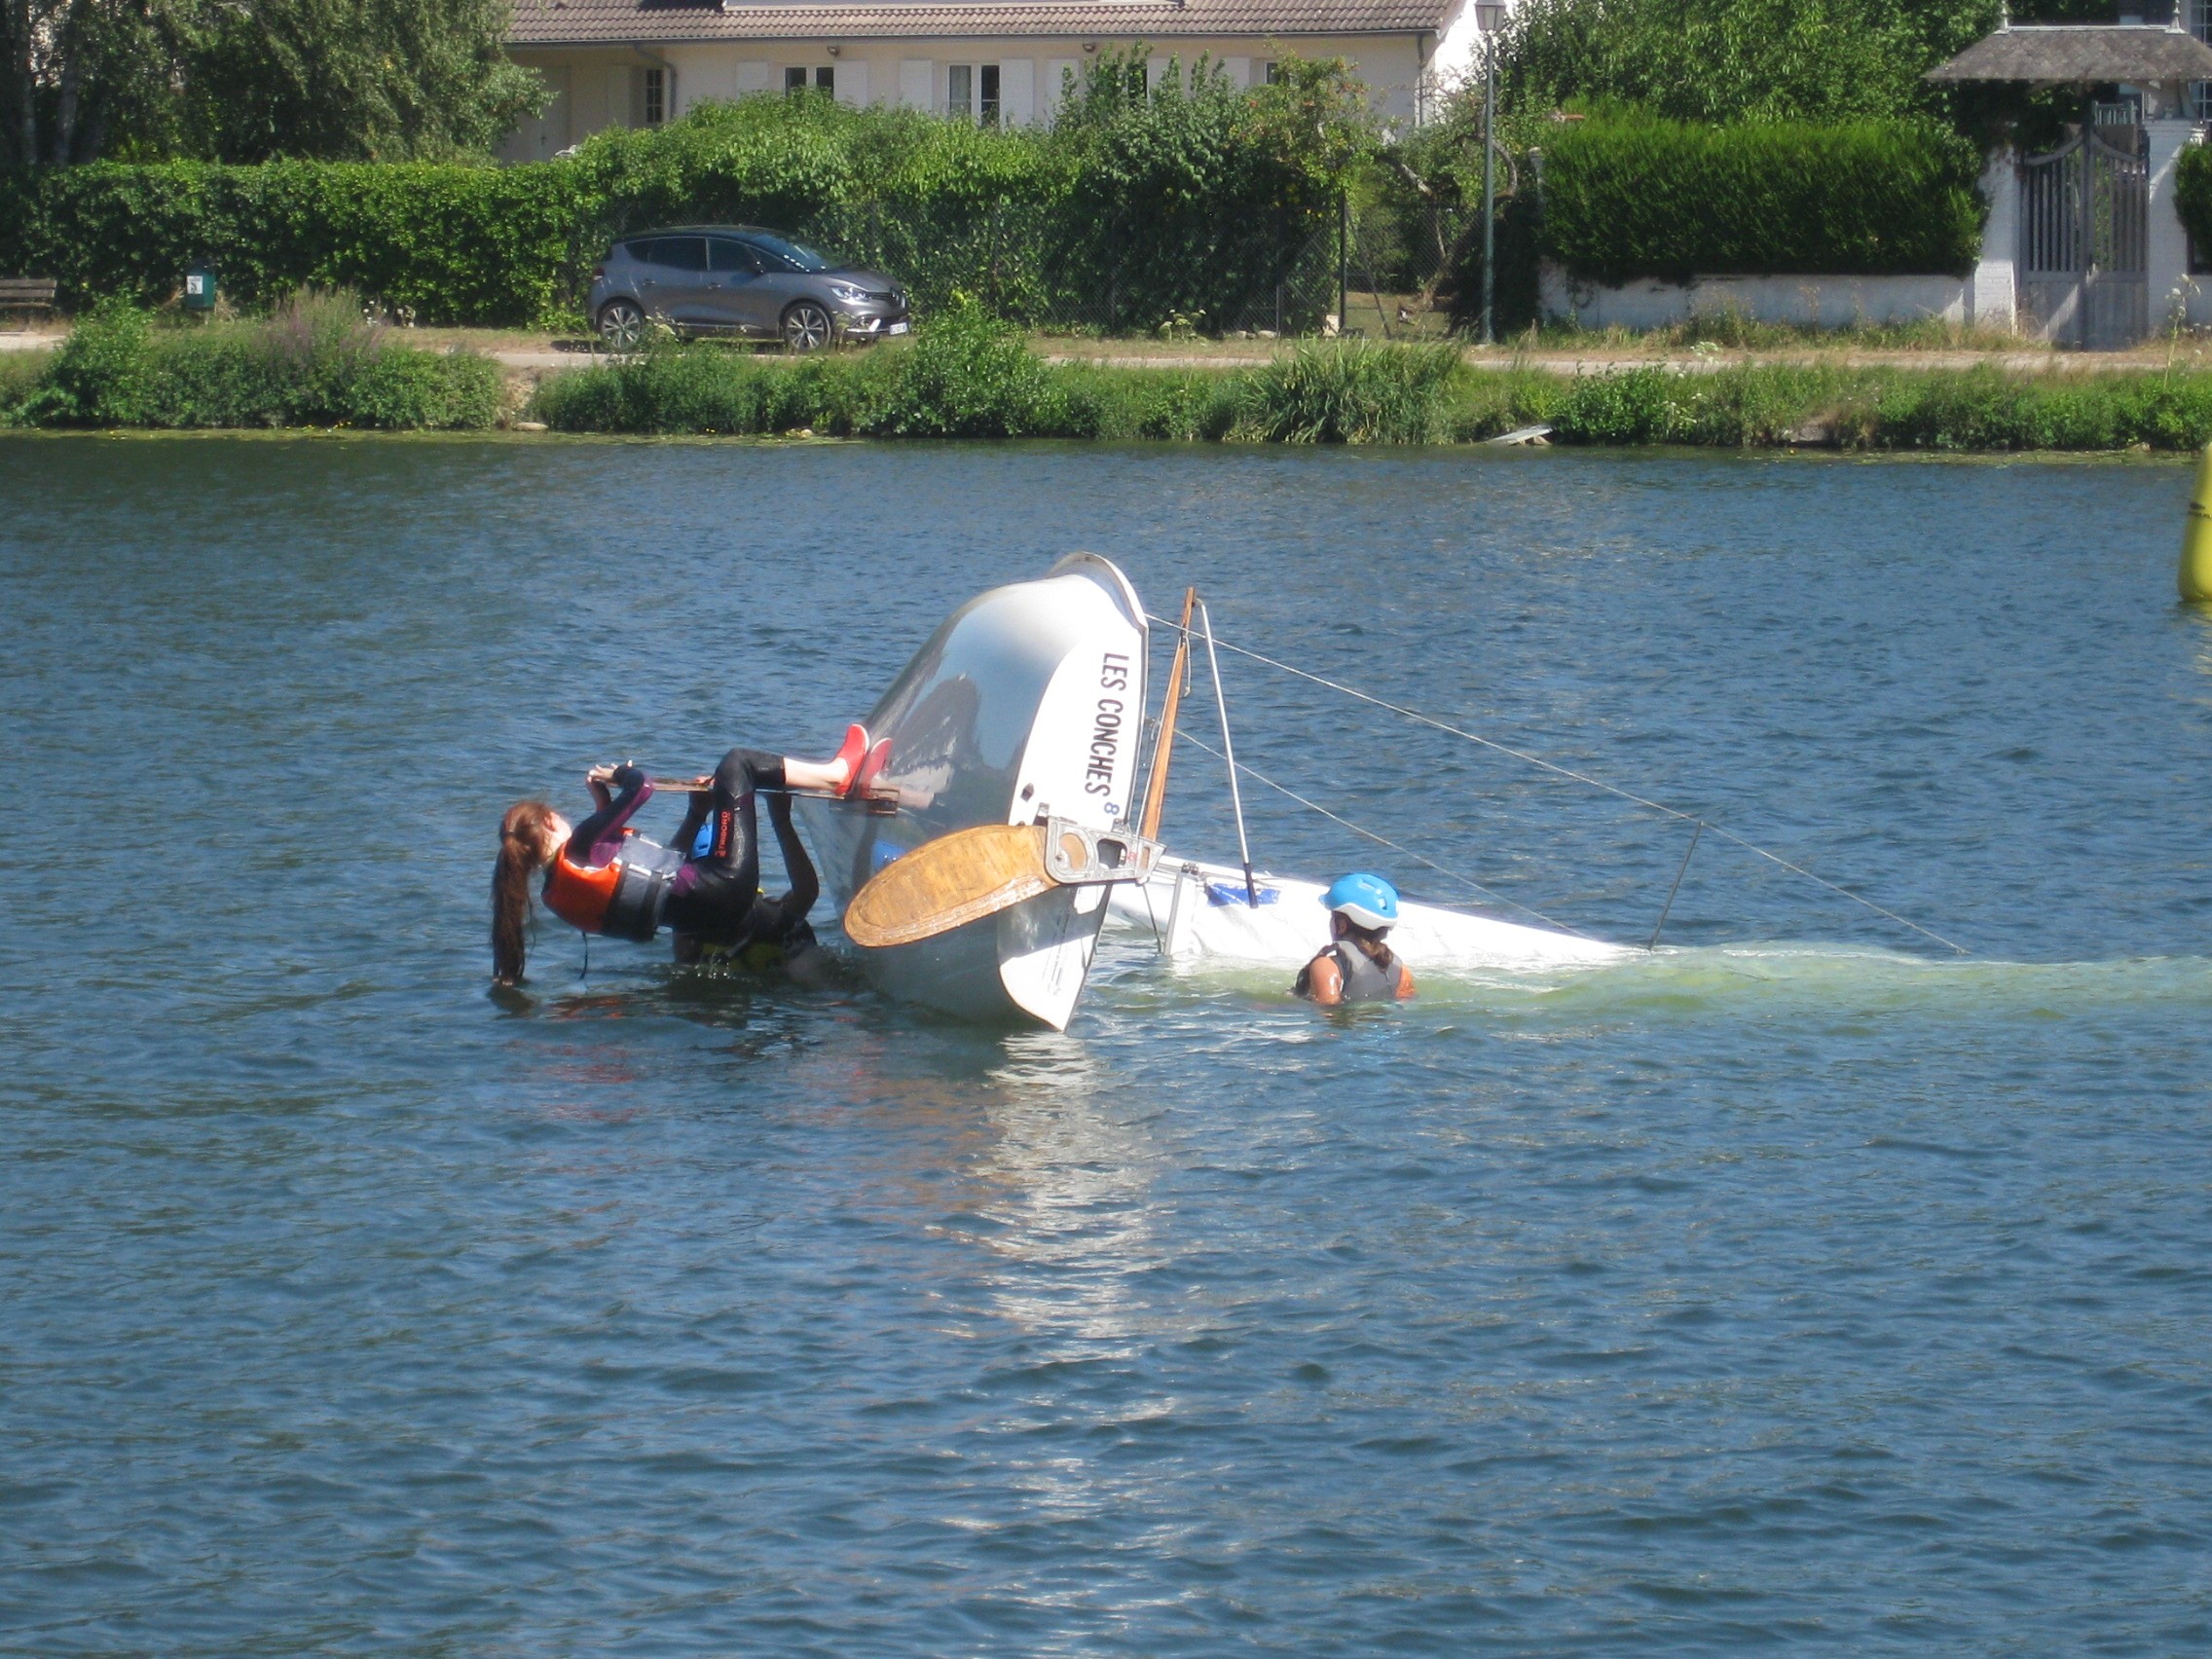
[2182,440,2212,602]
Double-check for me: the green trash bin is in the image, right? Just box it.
[183,265,217,314]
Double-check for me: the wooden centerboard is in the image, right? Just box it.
[842,823,1053,948]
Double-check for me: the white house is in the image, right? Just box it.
[499,0,1487,160]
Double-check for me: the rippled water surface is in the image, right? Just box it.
[4,435,2209,1655]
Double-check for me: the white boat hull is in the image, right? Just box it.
[1106,857,1631,975]
[796,555,1148,1029]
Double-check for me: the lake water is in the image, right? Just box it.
[4,435,2209,1655]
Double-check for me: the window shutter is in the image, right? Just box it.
[1000,58,1034,124]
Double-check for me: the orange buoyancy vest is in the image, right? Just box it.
[543,850,621,934]
[543,842,675,942]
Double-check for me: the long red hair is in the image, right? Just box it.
[493,800,560,985]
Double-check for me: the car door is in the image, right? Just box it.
[634,235,712,328]
[705,238,770,334]
[740,240,812,334]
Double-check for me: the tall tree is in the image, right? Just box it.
[1499,0,2003,126]
[183,0,542,162]
[3,0,192,163]
[1,0,542,165]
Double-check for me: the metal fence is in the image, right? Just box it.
[782,194,1475,340]
[1023,199,1472,339]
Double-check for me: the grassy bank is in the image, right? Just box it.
[13,298,2212,451]
[531,323,2212,452]
[0,294,501,430]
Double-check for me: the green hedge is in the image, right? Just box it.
[2176,145,2212,255]
[0,108,1993,332]
[1539,120,1985,283]
[0,162,586,326]
[0,66,1369,332]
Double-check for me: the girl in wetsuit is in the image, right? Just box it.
[492,729,863,986]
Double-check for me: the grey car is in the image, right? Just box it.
[588,227,910,350]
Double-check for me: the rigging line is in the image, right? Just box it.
[1198,601,1260,906]
[1156,612,1970,957]
[1174,728,1595,939]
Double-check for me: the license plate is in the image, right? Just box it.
[886,321,909,335]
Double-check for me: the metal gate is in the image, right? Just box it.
[2018,129,2149,350]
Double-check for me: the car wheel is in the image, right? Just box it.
[783,302,834,352]
[598,299,645,350]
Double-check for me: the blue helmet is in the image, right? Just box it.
[1322,872,1399,931]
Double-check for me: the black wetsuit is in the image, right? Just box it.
[568,750,805,948]
[687,789,823,965]
[661,747,792,944]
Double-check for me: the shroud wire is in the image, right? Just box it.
[1157,612,1970,957]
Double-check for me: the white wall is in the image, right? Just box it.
[1539,266,1975,329]
[1972,147,2018,330]
[2147,119,2196,330]
[516,35,1430,136]
[499,61,571,161]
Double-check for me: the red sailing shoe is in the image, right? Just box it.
[829,723,871,796]
[852,737,894,801]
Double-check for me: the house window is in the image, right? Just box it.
[1262,60,1282,85]
[948,63,999,123]
[643,67,664,127]
[2194,0,2211,119]
[786,66,833,93]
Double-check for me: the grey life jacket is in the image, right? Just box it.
[1330,940,1402,1003]
[601,839,684,942]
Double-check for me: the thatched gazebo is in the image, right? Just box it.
[1925,20,2212,114]
[1924,21,2212,348]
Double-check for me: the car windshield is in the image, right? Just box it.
[745,233,839,274]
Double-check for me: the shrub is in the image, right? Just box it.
[1539,119,1985,283]
[1233,339,1463,443]
[869,300,1051,437]
[2172,146,2212,266]
[6,293,499,429]
[30,299,160,425]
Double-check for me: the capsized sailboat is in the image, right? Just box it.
[793,553,1150,1030]
[795,557,1957,1027]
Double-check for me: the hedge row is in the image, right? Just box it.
[0,103,1990,329]
[1538,119,1985,283]
[0,162,587,326]
[0,76,1353,330]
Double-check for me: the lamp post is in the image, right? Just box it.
[1477,0,1505,345]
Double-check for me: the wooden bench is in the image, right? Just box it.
[0,277,58,330]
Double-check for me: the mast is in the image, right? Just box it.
[1138,586,1197,843]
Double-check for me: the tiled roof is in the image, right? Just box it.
[509,0,1449,45]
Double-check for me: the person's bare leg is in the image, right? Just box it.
[784,756,849,793]
[784,722,869,793]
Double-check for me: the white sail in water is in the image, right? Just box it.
[794,554,1148,1030]
[1105,859,1631,975]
